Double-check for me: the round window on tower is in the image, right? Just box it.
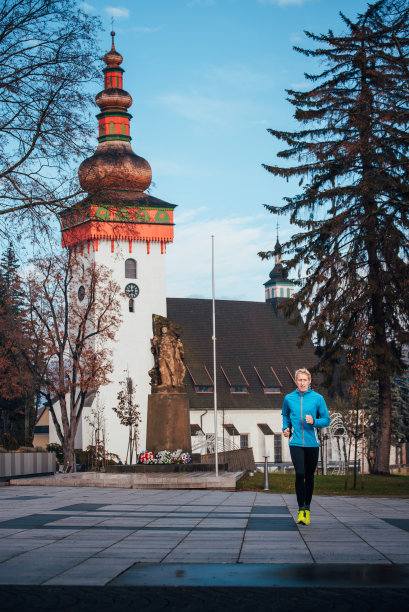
[78,286,85,301]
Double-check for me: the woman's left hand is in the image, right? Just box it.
[305,414,314,424]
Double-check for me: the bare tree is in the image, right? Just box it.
[113,374,140,465]
[85,393,106,472]
[0,0,101,239]
[22,250,121,469]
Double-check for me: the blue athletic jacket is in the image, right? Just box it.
[281,388,330,447]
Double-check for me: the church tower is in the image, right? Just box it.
[60,33,175,458]
[264,235,294,302]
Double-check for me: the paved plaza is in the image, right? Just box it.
[0,485,408,612]
[0,485,408,588]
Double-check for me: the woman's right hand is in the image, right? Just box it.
[283,428,290,438]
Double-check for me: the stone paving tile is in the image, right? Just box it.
[7,529,78,538]
[163,555,239,563]
[0,556,86,585]
[0,486,408,586]
[44,557,137,585]
[240,555,314,564]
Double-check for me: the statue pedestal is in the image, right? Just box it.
[146,393,191,454]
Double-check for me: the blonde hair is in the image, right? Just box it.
[295,368,311,382]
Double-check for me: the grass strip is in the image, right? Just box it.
[236,471,409,496]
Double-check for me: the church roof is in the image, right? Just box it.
[166,297,321,411]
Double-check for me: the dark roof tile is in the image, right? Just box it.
[166,298,321,412]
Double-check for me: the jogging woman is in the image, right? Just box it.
[282,368,330,525]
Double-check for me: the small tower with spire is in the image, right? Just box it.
[264,229,294,302]
[59,34,176,458]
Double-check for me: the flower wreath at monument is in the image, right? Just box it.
[138,449,191,464]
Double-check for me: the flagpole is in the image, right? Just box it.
[212,235,218,477]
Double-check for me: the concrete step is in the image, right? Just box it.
[9,471,244,491]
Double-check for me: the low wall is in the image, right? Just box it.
[201,447,256,472]
[0,452,56,481]
[106,462,228,474]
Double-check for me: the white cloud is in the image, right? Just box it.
[131,26,163,33]
[157,93,231,126]
[80,2,95,12]
[289,32,303,43]
[156,92,258,129]
[289,82,311,90]
[166,210,276,301]
[104,6,130,19]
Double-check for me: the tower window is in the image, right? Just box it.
[121,123,126,135]
[280,288,284,297]
[129,298,134,313]
[125,258,137,278]
[109,122,115,134]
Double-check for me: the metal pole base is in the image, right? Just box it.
[263,456,269,491]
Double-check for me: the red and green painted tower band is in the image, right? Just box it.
[60,31,175,254]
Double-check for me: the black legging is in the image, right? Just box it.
[290,446,320,510]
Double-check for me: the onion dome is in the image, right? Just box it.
[78,32,152,196]
[269,236,287,280]
[269,262,287,281]
[103,32,123,67]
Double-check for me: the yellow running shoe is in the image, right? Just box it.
[296,510,306,524]
[304,510,310,525]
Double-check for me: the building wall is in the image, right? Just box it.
[49,238,167,461]
[191,409,287,464]
[33,407,50,449]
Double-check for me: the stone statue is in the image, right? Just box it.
[149,315,186,393]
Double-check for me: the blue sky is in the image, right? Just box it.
[82,0,371,301]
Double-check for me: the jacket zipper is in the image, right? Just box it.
[301,392,304,447]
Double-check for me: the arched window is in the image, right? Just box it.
[125,258,137,278]
[129,298,134,313]
[109,122,115,134]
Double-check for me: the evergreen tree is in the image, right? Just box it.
[0,244,23,309]
[260,0,409,474]
[0,244,34,446]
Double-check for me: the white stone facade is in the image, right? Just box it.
[49,239,167,461]
[191,409,288,465]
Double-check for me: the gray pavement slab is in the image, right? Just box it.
[0,486,408,586]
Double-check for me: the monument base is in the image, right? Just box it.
[146,393,192,454]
